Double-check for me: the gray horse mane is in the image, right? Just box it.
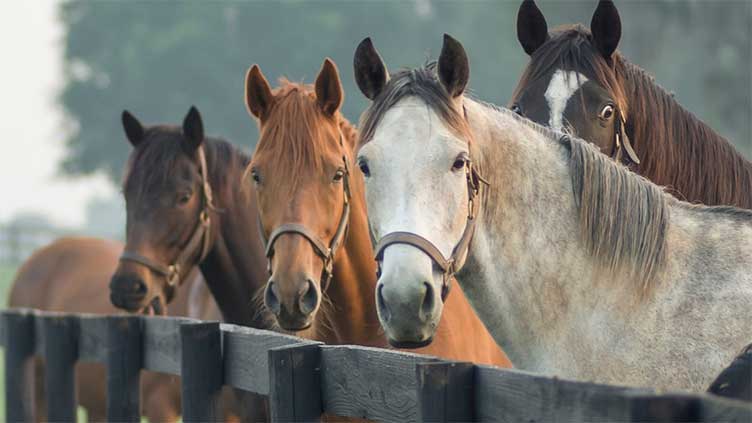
[476,99,669,291]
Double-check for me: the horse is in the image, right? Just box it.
[8,236,222,422]
[351,34,752,392]
[243,58,511,368]
[510,0,752,208]
[108,107,271,421]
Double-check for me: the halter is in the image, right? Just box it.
[119,145,215,292]
[612,107,640,166]
[259,132,352,292]
[372,106,489,302]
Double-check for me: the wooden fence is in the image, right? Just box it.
[1,308,750,422]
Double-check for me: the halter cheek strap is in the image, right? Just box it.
[613,108,640,166]
[373,162,488,301]
[119,145,215,292]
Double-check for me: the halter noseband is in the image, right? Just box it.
[259,133,352,292]
[612,107,640,166]
[119,145,215,291]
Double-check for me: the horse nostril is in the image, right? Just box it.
[298,279,319,315]
[134,279,147,295]
[376,283,391,323]
[420,282,435,320]
[264,281,281,315]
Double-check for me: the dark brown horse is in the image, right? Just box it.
[108,107,272,421]
[9,237,222,422]
[244,59,511,366]
[510,0,752,208]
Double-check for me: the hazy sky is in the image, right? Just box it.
[0,1,115,228]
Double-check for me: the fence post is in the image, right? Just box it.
[630,395,701,422]
[107,315,142,422]
[417,361,476,422]
[268,343,322,422]
[3,310,36,422]
[42,314,79,423]
[181,321,223,422]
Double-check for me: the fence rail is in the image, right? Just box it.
[1,308,750,422]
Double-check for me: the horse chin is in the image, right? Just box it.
[387,336,434,349]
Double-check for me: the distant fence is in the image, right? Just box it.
[0,226,70,265]
[1,308,751,422]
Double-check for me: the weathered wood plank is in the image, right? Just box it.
[697,393,752,422]
[106,315,142,423]
[42,314,79,423]
[142,316,196,375]
[475,365,649,422]
[181,321,223,422]
[221,323,309,394]
[77,314,107,363]
[630,393,752,422]
[417,362,475,422]
[320,345,441,422]
[268,343,323,422]
[2,309,36,422]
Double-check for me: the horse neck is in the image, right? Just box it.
[312,123,386,347]
[462,101,604,369]
[622,62,752,208]
[198,141,272,328]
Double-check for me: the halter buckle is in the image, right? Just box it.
[166,264,180,287]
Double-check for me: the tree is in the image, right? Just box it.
[59,1,751,182]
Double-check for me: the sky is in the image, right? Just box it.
[0,1,116,228]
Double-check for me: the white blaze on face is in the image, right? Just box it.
[544,69,589,132]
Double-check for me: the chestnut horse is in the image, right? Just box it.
[510,0,752,208]
[109,107,272,421]
[244,59,510,367]
[9,237,221,422]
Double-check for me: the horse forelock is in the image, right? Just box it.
[512,24,629,119]
[357,62,473,150]
[122,126,247,205]
[251,79,355,193]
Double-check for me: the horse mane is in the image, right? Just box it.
[253,79,357,191]
[513,24,752,208]
[357,62,472,148]
[122,126,249,202]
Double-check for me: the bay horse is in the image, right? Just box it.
[108,107,271,421]
[352,34,752,392]
[9,236,222,422]
[243,59,510,367]
[510,0,752,208]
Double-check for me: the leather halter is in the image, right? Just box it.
[373,139,489,302]
[612,107,640,166]
[119,145,215,290]
[259,133,352,292]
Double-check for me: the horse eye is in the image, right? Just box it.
[600,104,615,120]
[178,192,192,205]
[250,168,260,183]
[452,157,467,171]
[333,168,345,182]
[357,159,370,177]
[511,104,523,116]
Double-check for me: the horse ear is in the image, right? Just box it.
[438,34,469,98]
[182,106,204,153]
[315,58,344,116]
[121,110,145,147]
[517,0,549,55]
[590,0,621,58]
[245,65,275,121]
[353,37,388,100]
